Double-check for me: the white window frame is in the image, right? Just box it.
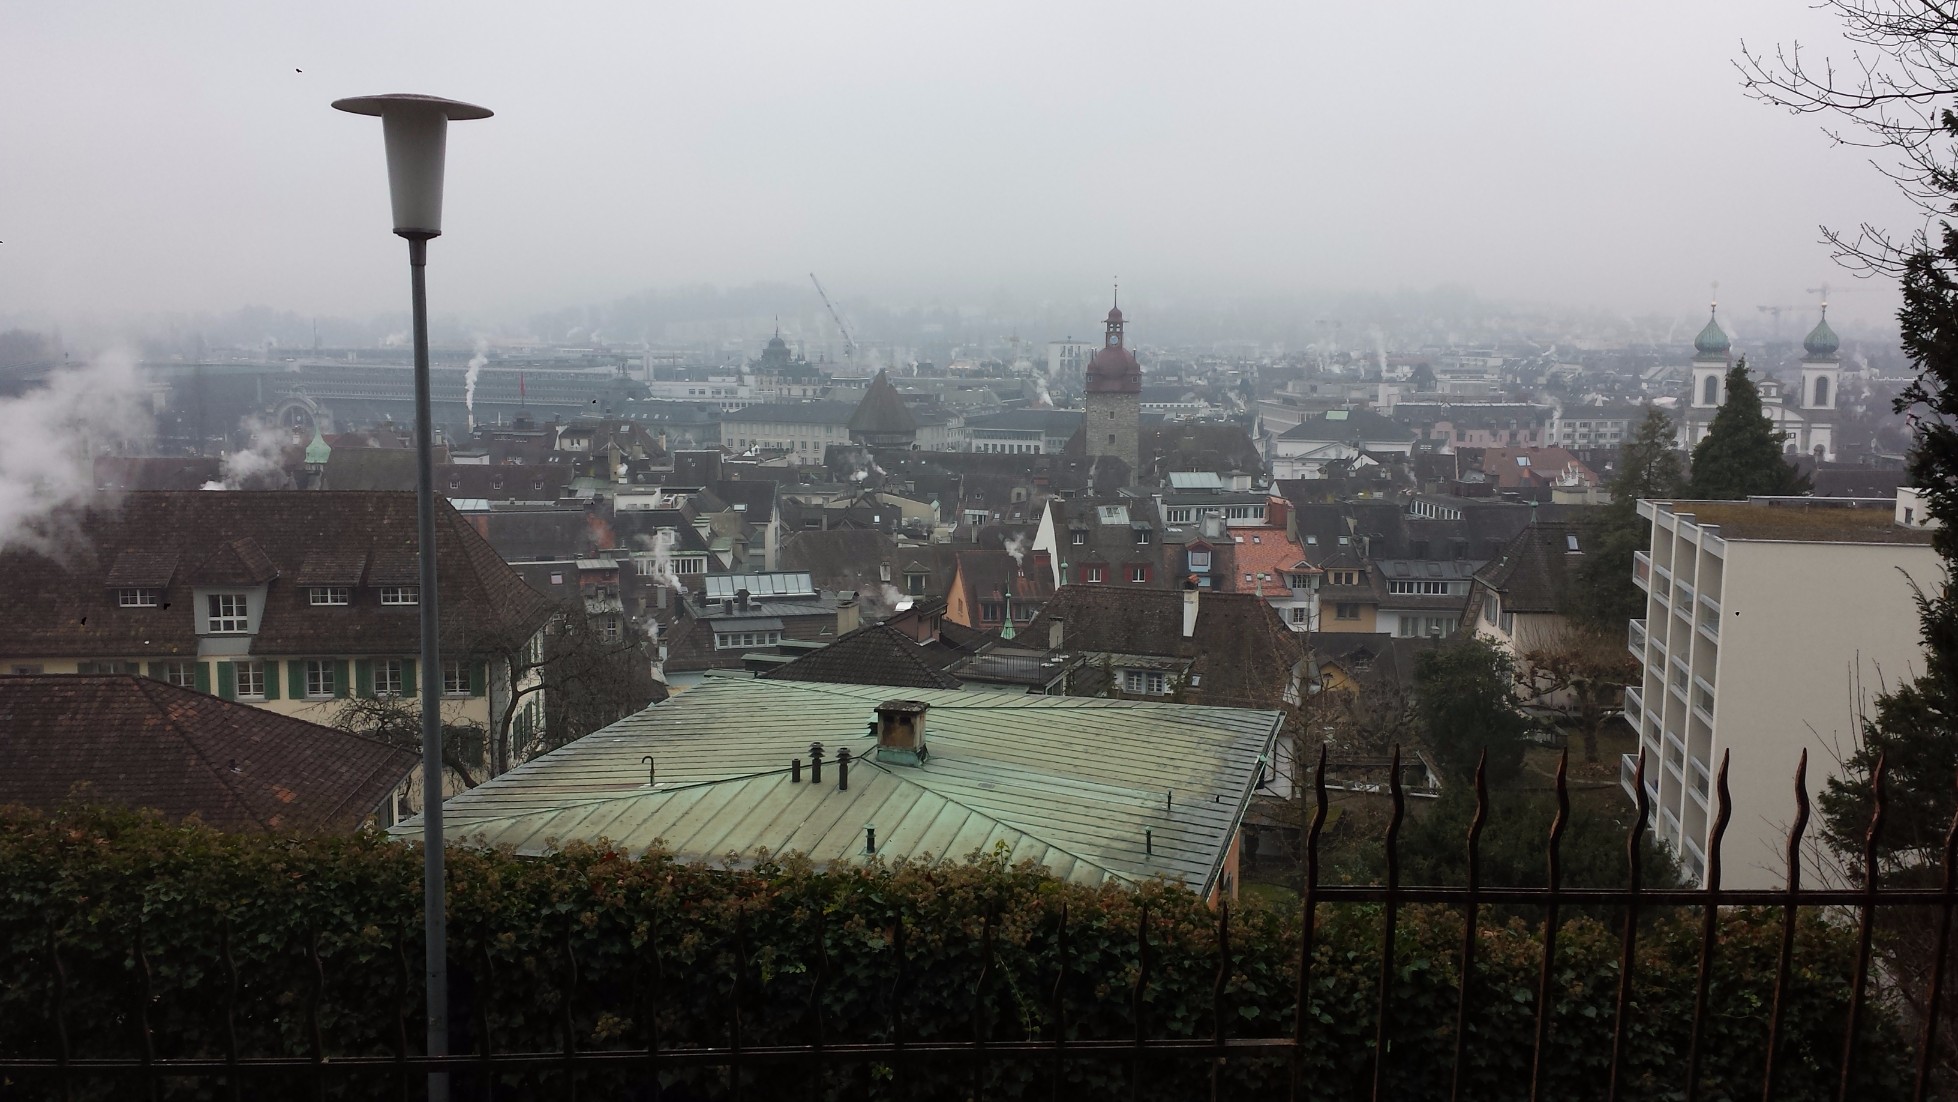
[304,659,335,699]
[118,588,159,608]
[207,593,250,633]
[235,660,266,700]
[443,659,470,696]
[1189,550,1212,571]
[309,586,351,607]
[1083,565,1105,583]
[1122,669,1169,695]
[380,585,419,606]
[1128,564,1148,583]
[374,658,404,697]
[159,660,197,688]
[714,630,782,650]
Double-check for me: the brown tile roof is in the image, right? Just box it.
[0,674,415,833]
[0,492,554,660]
[1473,521,1580,614]
[779,529,899,594]
[761,622,971,690]
[1023,586,1304,708]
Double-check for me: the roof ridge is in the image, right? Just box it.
[133,676,275,832]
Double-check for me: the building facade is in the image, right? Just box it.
[1622,497,1935,887]
[1084,301,1142,484]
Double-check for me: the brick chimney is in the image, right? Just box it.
[1181,575,1200,639]
[836,594,861,636]
[873,699,930,765]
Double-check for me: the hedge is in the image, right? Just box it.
[0,806,1914,1100]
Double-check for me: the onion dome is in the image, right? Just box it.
[304,425,332,465]
[1693,311,1730,357]
[1803,310,1840,359]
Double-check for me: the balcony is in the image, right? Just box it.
[1696,594,1721,642]
[1654,561,1673,590]
[1628,620,1647,661]
[1664,730,1686,777]
[1689,755,1712,799]
[1624,685,1643,724]
[1692,677,1716,723]
[1632,550,1651,591]
[1621,753,1641,801]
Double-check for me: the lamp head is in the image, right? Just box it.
[332,93,492,238]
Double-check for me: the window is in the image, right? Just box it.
[1814,376,1830,406]
[78,661,140,675]
[235,661,265,700]
[207,593,250,633]
[1397,615,1458,638]
[906,572,928,596]
[1071,531,1087,546]
[10,665,44,675]
[1329,570,1361,587]
[1334,603,1361,621]
[1134,529,1151,545]
[381,586,419,605]
[981,601,1004,622]
[158,661,197,688]
[1122,670,1169,695]
[309,586,351,606]
[1703,375,1719,405]
[673,555,707,575]
[1288,606,1312,625]
[1189,550,1211,572]
[603,616,621,641]
[443,659,470,696]
[1484,595,1500,625]
[1165,507,1196,524]
[118,588,159,608]
[373,658,404,697]
[714,630,782,650]
[305,659,336,699]
[1129,564,1149,583]
[1083,565,1105,583]
[1387,580,1455,595]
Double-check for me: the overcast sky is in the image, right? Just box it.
[0,1,1927,332]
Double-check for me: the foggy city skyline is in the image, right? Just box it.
[0,1,1928,349]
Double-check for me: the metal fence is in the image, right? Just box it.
[2,744,1953,1102]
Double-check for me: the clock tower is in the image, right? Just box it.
[1084,292,1142,485]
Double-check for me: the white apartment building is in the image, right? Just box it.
[1624,497,1936,887]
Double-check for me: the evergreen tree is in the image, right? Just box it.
[1686,359,1808,499]
[1568,408,1686,630]
[1413,637,1531,787]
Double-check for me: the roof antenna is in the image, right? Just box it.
[642,755,656,786]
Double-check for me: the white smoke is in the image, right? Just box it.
[381,331,409,348]
[465,338,487,421]
[634,529,685,591]
[1032,376,1053,408]
[0,352,154,552]
[865,582,911,621]
[217,413,290,489]
[1003,531,1026,567]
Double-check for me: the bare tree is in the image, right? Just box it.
[1739,1,1958,273]
[1514,622,1640,764]
[487,609,659,775]
[330,696,490,799]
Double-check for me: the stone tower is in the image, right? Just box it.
[1084,295,1142,484]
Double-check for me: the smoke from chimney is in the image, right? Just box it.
[0,352,153,552]
[465,337,488,428]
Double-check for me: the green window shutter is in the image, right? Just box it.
[402,659,417,697]
[193,662,210,694]
[334,659,350,699]
[355,659,374,699]
[468,661,486,698]
[216,662,236,700]
[263,660,280,700]
[288,660,306,700]
[146,661,164,681]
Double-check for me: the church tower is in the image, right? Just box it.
[1798,304,1840,459]
[1084,292,1142,485]
[1683,301,1731,450]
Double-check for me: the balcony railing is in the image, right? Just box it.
[1653,561,1673,589]
[1621,753,1640,800]
[1690,755,1712,798]
[1628,619,1647,661]
[1624,685,1643,724]
[1697,595,1720,641]
[1632,549,1651,591]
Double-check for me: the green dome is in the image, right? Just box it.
[304,426,332,465]
[1693,312,1730,357]
[1803,311,1840,359]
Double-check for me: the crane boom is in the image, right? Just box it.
[809,273,859,360]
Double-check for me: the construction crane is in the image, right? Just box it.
[809,273,859,362]
[1755,305,1800,341]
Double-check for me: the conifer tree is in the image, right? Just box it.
[1686,359,1808,499]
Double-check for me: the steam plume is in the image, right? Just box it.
[213,412,290,489]
[0,352,153,552]
[634,529,686,591]
[465,338,487,423]
[1003,532,1026,567]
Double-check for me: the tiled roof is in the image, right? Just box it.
[848,371,920,435]
[0,492,553,660]
[0,674,415,833]
[400,678,1279,898]
[1279,409,1416,444]
[1473,522,1580,614]
[724,400,859,426]
[762,622,969,690]
[1023,586,1304,709]
[779,529,899,594]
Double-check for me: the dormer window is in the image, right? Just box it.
[207,593,250,633]
[309,586,351,606]
[1072,532,1087,546]
[380,585,420,605]
[117,588,160,608]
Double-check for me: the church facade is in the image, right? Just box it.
[1677,305,1839,461]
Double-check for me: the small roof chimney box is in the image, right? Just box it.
[874,699,930,766]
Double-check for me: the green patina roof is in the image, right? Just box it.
[395,678,1279,896]
[1693,312,1730,358]
[1803,312,1839,359]
[304,426,332,465]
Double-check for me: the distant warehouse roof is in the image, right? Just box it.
[400,678,1279,897]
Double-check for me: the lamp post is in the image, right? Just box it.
[331,92,492,1102]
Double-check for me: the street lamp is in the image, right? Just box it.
[332,91,492,1102]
